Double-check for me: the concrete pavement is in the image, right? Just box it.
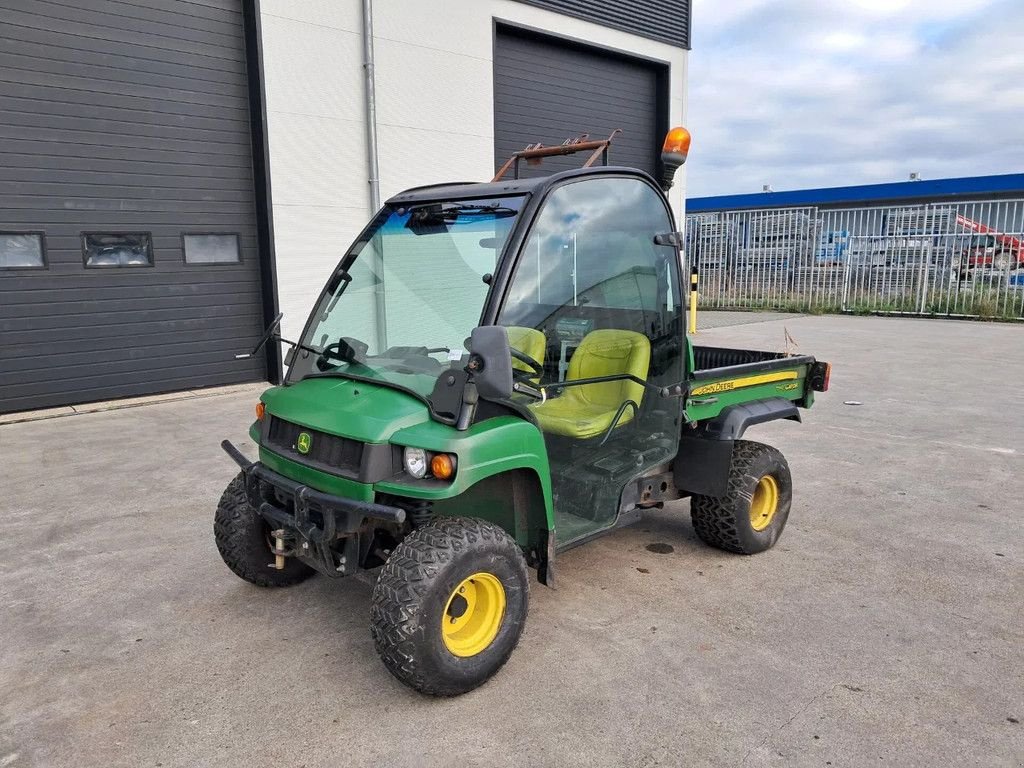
[1,315,1021,767]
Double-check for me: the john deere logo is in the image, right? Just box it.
[296,432,312,454]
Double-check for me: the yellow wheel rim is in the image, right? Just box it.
[749,475,780,532]
[441,572,506,658]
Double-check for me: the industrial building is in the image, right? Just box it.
[0,0,691,414]
[684,174,1024,319]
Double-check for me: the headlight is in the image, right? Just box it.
[401,447,457,480]
[403,447,428,479]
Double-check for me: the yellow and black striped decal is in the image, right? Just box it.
[690,370,798,397]
[688,266,699,334]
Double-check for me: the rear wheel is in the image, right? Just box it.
[690,440,792,554]
[370,516,529,696]
[214,474,315,587]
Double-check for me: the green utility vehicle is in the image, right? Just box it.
[216,128,831,696]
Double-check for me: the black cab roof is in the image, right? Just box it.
[384,166,663,207]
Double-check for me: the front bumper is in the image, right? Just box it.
[222,440,406,576]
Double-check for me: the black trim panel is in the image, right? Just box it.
[673,435,734,497]
[241,0,282,385]
[511,0,691,49]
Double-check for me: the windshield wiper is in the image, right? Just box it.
[321,268,353,319]
[442,203,518,218]
[409,203,518,224]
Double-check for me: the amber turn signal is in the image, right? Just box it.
[256,401,266,421]
[430,453,456,480]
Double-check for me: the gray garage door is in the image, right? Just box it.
[494,26,667,179]
[0,0,267,414]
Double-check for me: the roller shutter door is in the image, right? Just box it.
[0,0,267,414]
[494,26,666,179]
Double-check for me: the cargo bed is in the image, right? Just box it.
[684,345,819,423]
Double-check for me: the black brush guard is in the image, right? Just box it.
[221,440,406,577]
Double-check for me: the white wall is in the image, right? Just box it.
[260,0,688,343]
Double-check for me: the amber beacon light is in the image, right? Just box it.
[660,126,691,191]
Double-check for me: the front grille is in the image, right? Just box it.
[264,416,364,476]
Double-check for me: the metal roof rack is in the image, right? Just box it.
[492,129,622,182]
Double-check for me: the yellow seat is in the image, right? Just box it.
[530,329,650,439]
[506,326,546,384]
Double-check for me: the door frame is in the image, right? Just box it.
[482,167,683,325]
[242,0,283,384]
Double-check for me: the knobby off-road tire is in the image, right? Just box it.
[690,440,792,555]
[214,473,315,587]
[370,516,529,696]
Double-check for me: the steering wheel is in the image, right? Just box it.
[317,337,368,371]
[510,348,544,381]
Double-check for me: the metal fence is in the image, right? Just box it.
[684,199,1024,320]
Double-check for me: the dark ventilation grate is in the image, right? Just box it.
[265,417,364,475]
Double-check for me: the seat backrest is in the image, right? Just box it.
[506,326,546,382]
[565,329,650,410]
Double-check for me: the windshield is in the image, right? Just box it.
[287,195,526,394]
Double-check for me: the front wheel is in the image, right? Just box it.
[214,474,315,587]
[370,516,529,696]
[690,440,792,554]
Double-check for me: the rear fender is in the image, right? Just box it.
[696,398,801,441]
[675,398,801,497]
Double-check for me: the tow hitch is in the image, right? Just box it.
[270,529,288,570]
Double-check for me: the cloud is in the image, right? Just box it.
[685,0,1024,198]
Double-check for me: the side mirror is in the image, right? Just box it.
[468,326,513,400]
[659,126,692,192]
[235,312,283,360]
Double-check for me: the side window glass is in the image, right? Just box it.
[499,177,682,370]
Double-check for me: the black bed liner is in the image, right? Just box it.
[692,345,816,381]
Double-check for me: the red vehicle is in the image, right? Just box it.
[956,214,1024,272]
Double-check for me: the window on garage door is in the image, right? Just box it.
[0,232,46,269]
[82,233,154,268]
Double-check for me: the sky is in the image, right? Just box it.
[684,0,1024,198]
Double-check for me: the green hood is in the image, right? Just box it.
[254,372,555,546]
[260,376,433,443]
